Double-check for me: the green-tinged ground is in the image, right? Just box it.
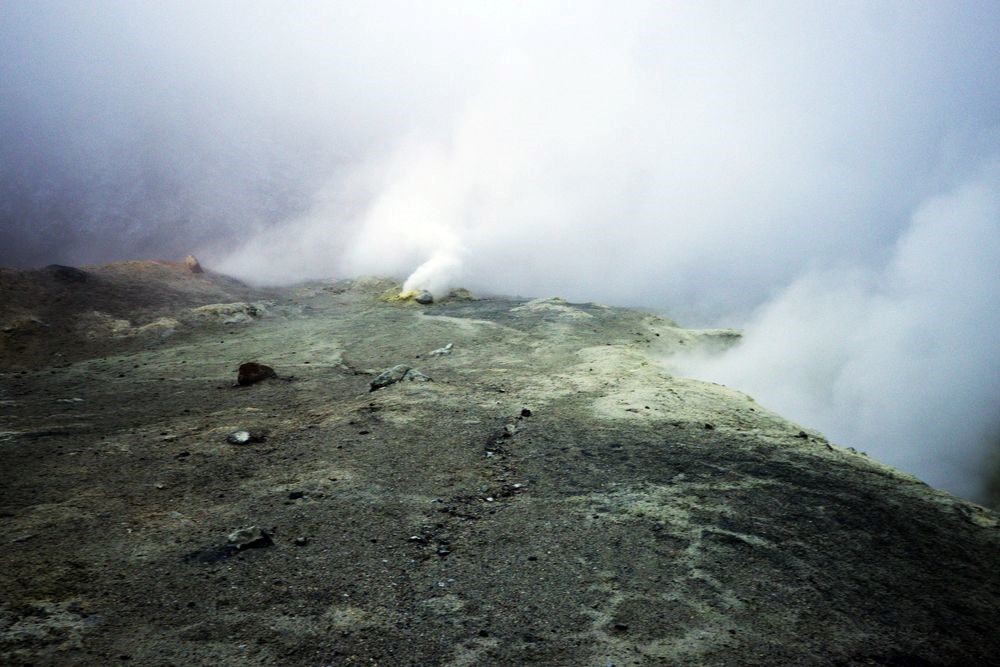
[1,263,997,665]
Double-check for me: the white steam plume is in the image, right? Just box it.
[3,2,999,499]
[671,164,1000,500]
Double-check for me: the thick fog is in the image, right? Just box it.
[2,2,998,500]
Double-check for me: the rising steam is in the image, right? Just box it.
[671,165,1000,500]
[2,1,998,499]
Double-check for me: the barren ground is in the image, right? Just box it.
[1,263,998,666]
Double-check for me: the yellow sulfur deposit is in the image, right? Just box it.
[382,289,421,303]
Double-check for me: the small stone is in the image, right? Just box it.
[429,343,453,357]
[237,362,277,386]
[370,364,410,391]
[403,369,432,383]
[520,407,532,418]
[226,526,273,550]
[703,423,715,430]
[414,290,434,304]
[795,431,808,439]
[447,288,474,301]
[226,430,251,444]
[154,482,166,490]
[294,536,308,546]
[288,491,304,500]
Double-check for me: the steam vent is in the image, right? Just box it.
[1,262,998,665]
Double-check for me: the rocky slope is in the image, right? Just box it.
[1,262,998,666]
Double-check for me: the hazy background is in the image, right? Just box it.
[2,1,998,500]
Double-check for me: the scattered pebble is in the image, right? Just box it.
[370,365,410,391]
[226,430,251,444]
[226,526,273,550]
[370,365,433,391]
[226,429,266,445]
[293,536,308,546]
[429,343,453,357]
[403,369,432,383]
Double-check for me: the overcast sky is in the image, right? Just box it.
[2,1,998,500]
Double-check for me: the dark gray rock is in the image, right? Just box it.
[226,526,273,550]
[403,369,432,383]
[45,264,89,283]
[415,290,434,304]
[237,362,277,386]
[370,364,410,391]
